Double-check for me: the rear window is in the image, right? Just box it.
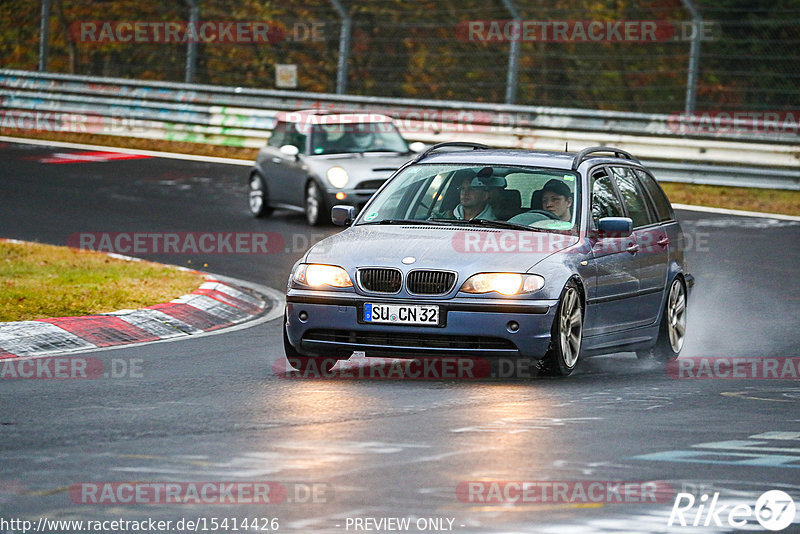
[610,167,654,228]
[635,169,674,222]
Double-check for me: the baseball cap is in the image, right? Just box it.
[542,178,572,198]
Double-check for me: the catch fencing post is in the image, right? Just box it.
[681,0,702,113]
[185,0,200,83]
[501,0,521,105]
[330,0,351,94]
[38,0,52,72]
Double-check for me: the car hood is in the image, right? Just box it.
[305,152,412,180]
[305,224,579,273]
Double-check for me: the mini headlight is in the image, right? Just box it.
[460,273,545,295]
[326,166,349,188]
[293,264,353,288]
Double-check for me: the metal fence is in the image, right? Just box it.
[1,69,798,189]
[4,0,799,115]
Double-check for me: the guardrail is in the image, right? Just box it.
[1,69,798,189]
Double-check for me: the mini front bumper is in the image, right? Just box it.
[285,290,558,359]
[324,188,378,212]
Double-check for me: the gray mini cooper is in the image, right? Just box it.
[248,110,423,225]
[284,143,693,376]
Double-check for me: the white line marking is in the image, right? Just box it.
[750,431,800,440]
[0,135,253,166]
[673,203,800,221]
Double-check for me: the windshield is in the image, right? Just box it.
[357,163,580,232]
[309,122,409,155]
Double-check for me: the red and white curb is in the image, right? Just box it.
[0,276,278,359]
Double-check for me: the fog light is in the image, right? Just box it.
[299,311,309,322]
[507,321,519,333]
[336,192,346,200]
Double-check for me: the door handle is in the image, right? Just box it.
[626,242,639,254]
[271,157,283,164]
[657,236,670,247]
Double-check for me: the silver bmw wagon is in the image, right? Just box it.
[284,143,693,377]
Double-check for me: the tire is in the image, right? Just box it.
[282,313,337,375]
[538,280,583,377]
[304,181,330,226]
[637,277,686,361]
[248,174,273,218]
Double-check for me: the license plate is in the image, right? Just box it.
[364,303,439,325]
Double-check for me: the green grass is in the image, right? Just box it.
[0,241,206,322]
[660,182,800,216]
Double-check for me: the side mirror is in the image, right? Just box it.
[331,205,356,227]
[279,144,300,158]
[597,217,633,237]
[408,141,426,153]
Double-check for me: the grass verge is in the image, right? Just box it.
[660,182,800,217]
[2,131,798,216]
[0,240,206,322]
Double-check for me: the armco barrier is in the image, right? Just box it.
[1,69,798,189]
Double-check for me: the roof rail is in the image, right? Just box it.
[571,146,639,170]
[414,142,490,162]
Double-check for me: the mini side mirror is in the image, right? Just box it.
[408,142,426,153]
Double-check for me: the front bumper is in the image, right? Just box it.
[285,290,557,359]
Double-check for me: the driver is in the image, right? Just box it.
[350,124,376,150]
[541,179,573,222]
[454,175,497,220]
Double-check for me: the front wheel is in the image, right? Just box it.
[248,174,273,218]
[637,277,686,361]
[539,280,583,376]
[304,181,329,226]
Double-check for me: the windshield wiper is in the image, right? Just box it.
[459,218,550,232]
[358,218,434,226]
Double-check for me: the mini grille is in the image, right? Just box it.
[355,179,387,190]
[407,270,456,295]
[359,268,402,293]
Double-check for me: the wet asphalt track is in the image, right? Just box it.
[1,140,799,533]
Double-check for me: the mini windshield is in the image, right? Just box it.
[309,122,409,155]
[357,164,580,232]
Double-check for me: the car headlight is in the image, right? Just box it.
[460,273,545,295]
[293,264,353,288]
[326,166,349,188]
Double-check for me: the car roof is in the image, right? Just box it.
[414,145,644,172]
[276,109,395,125]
